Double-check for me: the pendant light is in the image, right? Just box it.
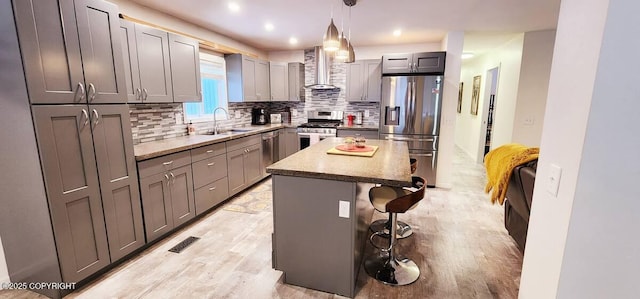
[335,2,349,61]
[323,1,340,52]
[345,0,356,63]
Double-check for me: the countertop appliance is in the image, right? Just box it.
[380,52,446,187]
[252,108,269,125]
[262,131,280,177]
[298,111,343,150]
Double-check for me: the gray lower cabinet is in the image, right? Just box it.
[32,104,143,282]
[191,146,229,214]
[138,153,195,242]
[284,128,300,157]
[227,138,263,196]
[278,129,287,161]
[14,0,126,104]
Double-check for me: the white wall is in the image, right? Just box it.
[437,32,464,189]
[455,35,524,161]
[0,237,8,284]
[107,0,267,58]
[518,0,611,297]
[511,30,556,147]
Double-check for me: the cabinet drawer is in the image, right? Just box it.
[191,142,226,162]
[192,154,228,189]
[138,151,191,178]
[226,134,261,152]
[194,177,229,215]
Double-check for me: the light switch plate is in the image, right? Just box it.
[546,164,562,197]
[339,201,350,218]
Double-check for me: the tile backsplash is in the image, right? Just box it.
[130,48,381,144]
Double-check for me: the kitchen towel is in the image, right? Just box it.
[310,134,320,145]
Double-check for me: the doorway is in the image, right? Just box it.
[477,66,500,163]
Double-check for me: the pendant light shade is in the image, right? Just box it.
[346,41,355,63]
[323,18,340,52]
[335,34,349,60]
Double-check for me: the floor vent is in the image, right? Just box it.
[168,236,200,253]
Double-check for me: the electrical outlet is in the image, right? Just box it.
[364,110,370,118]
[546,164,562,197]
[175,113,183,125]
[234,110,241,118]
[524,117,535,126]
[339,201,350,218]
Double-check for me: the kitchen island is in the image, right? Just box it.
[266,137,411,297]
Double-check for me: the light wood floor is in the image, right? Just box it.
[1,147,523,299]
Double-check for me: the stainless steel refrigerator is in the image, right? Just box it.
[379,75,443,187]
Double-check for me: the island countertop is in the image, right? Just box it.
[267,137,412,187]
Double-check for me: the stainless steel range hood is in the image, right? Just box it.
[305,46,339,90]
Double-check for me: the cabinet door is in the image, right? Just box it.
[381,53,412,75]
[135,24,173,103]
[140,171,173,242]
[169,165,196,227]
[413,52,446,74]
[227,148,247,195]
[269,62,288,101]
[241,56,257,101]
[31,105,109,282]
[364,60,382,102]
[13,0,85,104]
[169,33,202,103]
[90,105,145,261]
[278,129,287,160]
[345,61,365,102]
[285,129,299,157]
[255,60,271,101]
[244,143,263,185]
[287,63,302,101]
[119,19,141,103]
[75,0,126,104]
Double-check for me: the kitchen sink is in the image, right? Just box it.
[203,128,255,135]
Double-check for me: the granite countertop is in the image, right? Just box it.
[267,137,412,187]
[337,125,379,130]
[134,124,285,161]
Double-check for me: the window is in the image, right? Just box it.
[183,53,228,122]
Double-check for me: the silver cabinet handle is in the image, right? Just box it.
[164,173,170,186]
[142,88,148,101]
[81,109,89,127]
[207,162,215,166]
[385,136,434,142]
[135,88,142,101]
[411,153,434,157]
[162,161,174,166]
[206,150,214,153]
[91,109,99,126]
[88,83,96,102]
[169,172,175,184]
[208,186,217,191]
[77,82,86,102]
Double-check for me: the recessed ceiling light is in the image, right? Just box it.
[393,29,402,37]
[289,37,298,45]
[228,2,240,12]
[265,23,274,31]
[461,52,475,59]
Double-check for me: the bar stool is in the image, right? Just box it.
[365,176,426,286]
[369,158,419,239]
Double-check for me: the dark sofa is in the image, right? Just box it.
[504,160,537,252]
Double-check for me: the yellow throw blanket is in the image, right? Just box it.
[484,143,539,205]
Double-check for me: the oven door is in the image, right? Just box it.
[298,132,334,150]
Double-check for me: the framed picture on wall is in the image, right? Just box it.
[471,75,481,115]
[457,82,463,113]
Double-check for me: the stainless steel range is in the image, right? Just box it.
[298,111,343,150]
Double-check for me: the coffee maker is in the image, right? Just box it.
[251,108,269,125]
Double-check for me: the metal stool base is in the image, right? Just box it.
[364,253,420,286]
[369,219,413,239]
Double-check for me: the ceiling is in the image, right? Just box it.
[127,0,561,53]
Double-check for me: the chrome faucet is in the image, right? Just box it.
[213,107,229,135]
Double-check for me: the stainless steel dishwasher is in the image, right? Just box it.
[262,130,280,177]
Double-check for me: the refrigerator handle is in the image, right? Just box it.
[410,79,417,131]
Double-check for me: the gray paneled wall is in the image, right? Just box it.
[130,48,381,144]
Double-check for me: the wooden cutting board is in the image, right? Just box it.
[326,145,379,157]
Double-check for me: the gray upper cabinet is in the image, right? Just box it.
[382,52,446,75]
[90,105,145,262]
[169,33,202,103]
[14,0,126,104]
[119,20,141,103]
[269,62,288,101]
[346,59,381,102]
[226,54,271,102]
[288,62,305,102]
[31,105,110,282]
[131,23,173,103]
